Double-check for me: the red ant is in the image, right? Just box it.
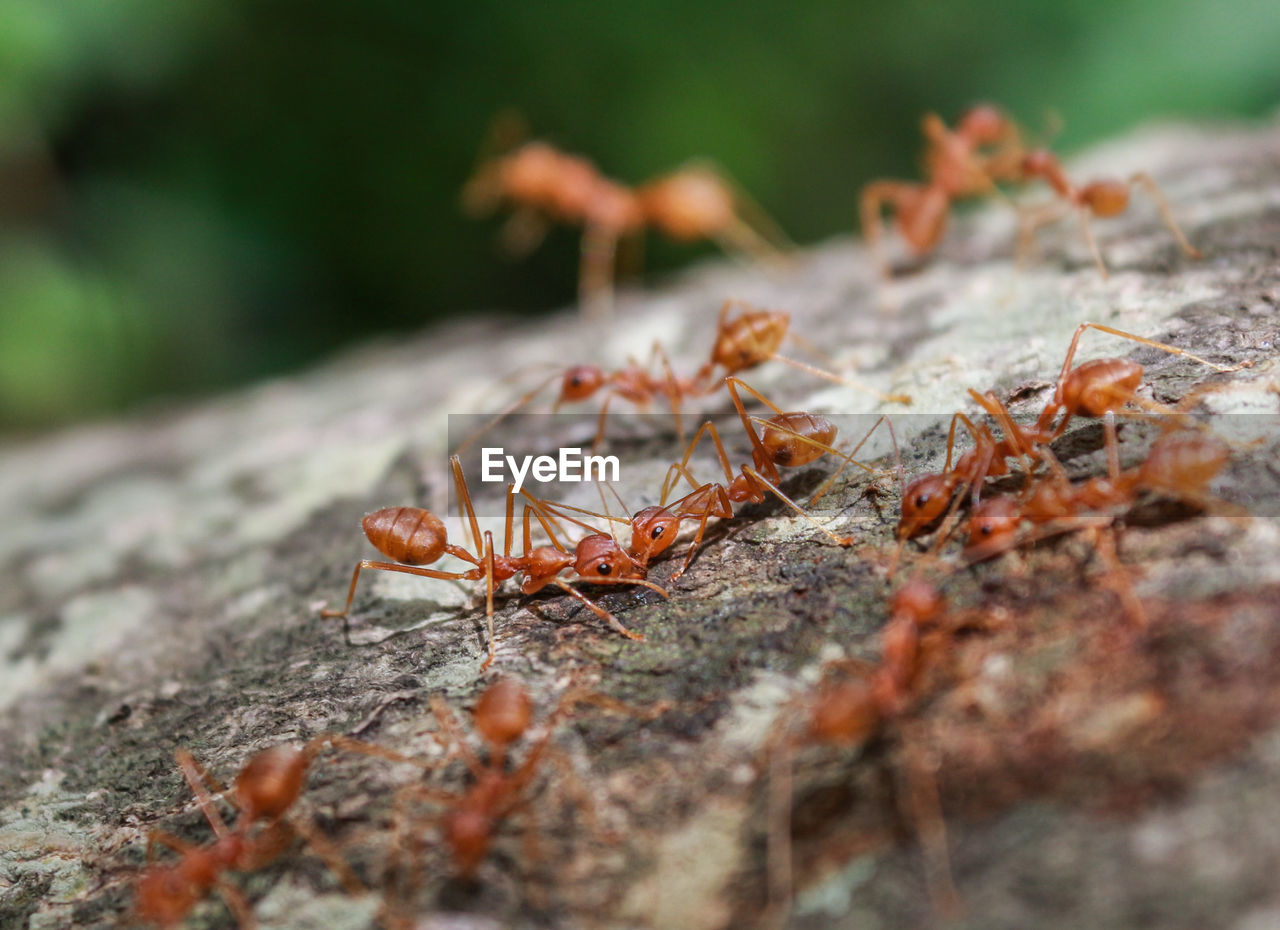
[1017,148,1201,277]
[462,138,644,320]
[455,298,909,458]
[963,428,1236,566]
[133,736,417,927]
[319,456,667,668]
[897,322,1249,544]
[766,580,986,925]
[649,377,885,577]
[861,104,1024,277]
[382,677,648,918]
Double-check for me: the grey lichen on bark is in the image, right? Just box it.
[2,116,1280,930]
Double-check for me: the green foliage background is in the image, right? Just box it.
[0,0,1276,430]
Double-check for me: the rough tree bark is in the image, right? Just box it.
[2,117,1280,930]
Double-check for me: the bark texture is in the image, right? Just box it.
[3,117,1280,930]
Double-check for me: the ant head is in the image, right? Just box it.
[809,679,880,745]
[234,745,309,823]
[891,579,945,626]
[1142,431,1230,492]
[559,366,606,404]
[444,806,494,878]
[963,497,1022,561]
[958,104,1008,143]
[897,472,959,538]
[1080,179,1130,218]
[574,534,639,580]
[761,413,837,468]
[474,678,534,747]
[630,506,680,562]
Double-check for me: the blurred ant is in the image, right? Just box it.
[133,736,418,927]
[896,322,1250,547]
[319,457,666,668]
[861,104,1024,278]
[463,137,644,320]
[1017,148,1201,277]
[766,581,990,926]
[383,678,653,919]
[464,122,791,318]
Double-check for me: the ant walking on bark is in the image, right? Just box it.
[319,456,666,668]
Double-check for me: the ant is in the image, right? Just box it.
[861,104,1024,278]
[382,677,650,919]
[462,138,644,320]
[133,736,418,927]
[766,580,989,926]
[319,456,667,668]
[1017,148,1202,277]
[652,377,884,577]
[897,322,1250,545]
[963,427,1236,566]
[455,298,909,457]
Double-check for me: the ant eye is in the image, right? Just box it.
[597,562,612,575]
[915,494,930,508]
[651,526,665,539]
[980,524,993,535]
[570,376,582,387]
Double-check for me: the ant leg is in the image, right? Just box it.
[776,415,885,503]
[1056,322,1253,388]
[174,749,233,838]
[651,341,687,441]
[1076,207,1110,278]
[550,579,648,641]
[672,486,735,580]
[145,829,197,863]
[319,561,483,621]
[859,181,905,280]
[742,466,856,546]
[768,351,912,405]
[454,370,563,457]
[286,814,367,895]
[1086,525,1146,629]
[579,222,618,322]
[213,880,256,929]
[481,532,497,670]
[661,420,737,502]
[1015,201,1069,269]
[898,724,963,919]
[427,695,489,781]
[451,454,484,559]
[1130,172,1202,259]
[765,739,795,930]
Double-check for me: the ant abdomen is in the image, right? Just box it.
[761,413,837,467]
[362,507,448,565]
[1080,180,1130,217]
[474,678,534,746]
[1059,358,1143,417]
[1140,432,1229,493]
[234,746,309,822]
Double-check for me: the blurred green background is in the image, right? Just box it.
[1,0,1276,432]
